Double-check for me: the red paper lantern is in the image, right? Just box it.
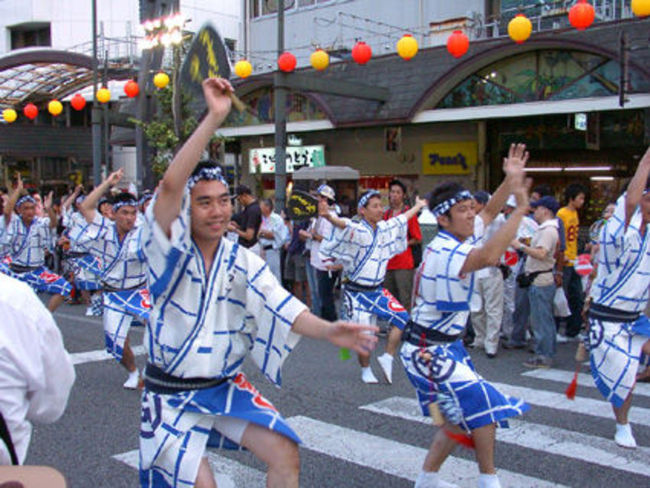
[447,30,470,58]
[569,0,595,30]
[124,80,139,98]
[23,103,38,120]
[277,52,297,72]
[70,94,86,111]
[351,41,372,65]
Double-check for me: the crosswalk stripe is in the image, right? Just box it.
[287,415,567,488]
[112,449,266,487]
[360,397,650,478]
[70,345,146,365]
[491,381,650,426]
[521,368,650,398]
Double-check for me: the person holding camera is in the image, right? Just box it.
[511,196,561,368]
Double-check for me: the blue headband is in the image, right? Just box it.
[139,193,153,205]
[16,195,36,208]
[358,190,380,209]
[112,199,138,212]
[431,190,473,217]
[187,166,228,190]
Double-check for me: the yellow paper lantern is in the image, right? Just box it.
[310,49,330,71]
[96,87,111,104]
[153,72,170,89]
[631,0,650,17]
[234,59,253,78]
[396,34,418,60]
[2,108,17,123]
[508,14,532,44]
[48,100,63,116]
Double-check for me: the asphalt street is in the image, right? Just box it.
[23,302,650,487]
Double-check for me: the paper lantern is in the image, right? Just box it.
[569,0,595,30]
[508,14,532,44]
[2,109,17,123]
[310,49,329,71]
[70,94,86,111]
[48,100,63,116]
[97,87,111,104]
[446,30,470,58]
[396,34,418,61]
[23,103,38,120]
[153,72,170,89]
[631,0,650,17]
[278,52,297,72]
[575,253,594,277]
[234,59,253,78]
[124,80,139,98]
[351,41,372,65]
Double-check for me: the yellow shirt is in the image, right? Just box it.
[557,206,579,264]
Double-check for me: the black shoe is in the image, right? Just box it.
[486,352,497,359]
[502,342,526,350]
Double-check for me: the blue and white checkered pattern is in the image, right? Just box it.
[139,372,301,488]
[103,289,151,360]
[68,253,103,291]
[342,287,409,330]
[411,231,476,336]
[4,215,52,267]
[69,213,146,290]
[590,194,650,313]
[588,315,650,408]
[12,266,72,297]
[399,340,530,431]
[142,190,307,381]
[319,215,408,287]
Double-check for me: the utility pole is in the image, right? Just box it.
[274,0,287,211]
[91,0,102,186]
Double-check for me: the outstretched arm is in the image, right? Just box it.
[291,310,378,355]
[399,196,427,223]
[79,169,123,224]
[43,191,57,229]
[62,185,83,212]
[479,143,529,227]
[319,199,347,229]
[4,173,23,226]
[155,78,233,236]
[625,146,650,228]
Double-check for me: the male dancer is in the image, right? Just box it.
[139,77,377,488]
[319,190,426,384]
[2,175,71,311]
[400,144,531,488]
[587,146,650,448]
[70,169,149,389]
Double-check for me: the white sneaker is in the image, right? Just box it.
[377,353,394,384]
[123,370,140,389]
[556,333,568,344]
[414,471,459,488]
[614,423,637,449]
[477,474,502,488]
[85,307,94,316]
[361,367,379,384]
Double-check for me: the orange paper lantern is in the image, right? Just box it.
[447,30,470,58]
[278,52,297,72]
[2,108,17,123]
[508,14,532,44]
[124,80,139,98]
[396,34,418,61]
[23,103,38,120]
[352,41,372,65]
[97,87,111,103]
[153,72,170,89]
[569,0,595,30]
[48,100,63,116]
[310,50,330,71]
[234,59,253,78]
[631,0,650,17]
[70,94,86,111]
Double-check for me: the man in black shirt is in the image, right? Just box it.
[228,185,262,254]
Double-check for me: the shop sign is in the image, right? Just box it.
[422,141,478,175]
[249,145,325,174]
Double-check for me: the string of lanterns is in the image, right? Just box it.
[232,0,649,77]
[2,71,172,123]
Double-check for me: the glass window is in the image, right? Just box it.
[10,23,51,50]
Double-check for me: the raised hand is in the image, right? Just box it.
[15,172,23,191]
[107,168,124,186]
[414,195,428,210]
[44,190,54,210]
[202,78,233,122]
[503,143,529,190]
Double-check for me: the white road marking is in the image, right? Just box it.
[70,345,146,365]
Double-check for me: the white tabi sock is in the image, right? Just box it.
[614,423,637,448]
[477,473,501,488]
[414,471,459,488]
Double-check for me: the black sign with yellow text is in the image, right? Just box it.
[286,190,319,221]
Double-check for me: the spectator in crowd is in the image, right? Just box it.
[512,196,561,368]
[258,198,289,281]
[286,220,312,307]
[229,185,262,255]
[383,179,422,312]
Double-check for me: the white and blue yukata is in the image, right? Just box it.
[63,211,103,292]
[2,215,71,296]
[319,215,410,329]
[588,194,650,408]
[69,212,149,361]
[139,190,308,488]
[400,230,529,431]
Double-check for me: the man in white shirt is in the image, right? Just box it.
[0,273,75,465]
[258,198,289,281]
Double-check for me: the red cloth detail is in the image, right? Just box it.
[384,207,422,270]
